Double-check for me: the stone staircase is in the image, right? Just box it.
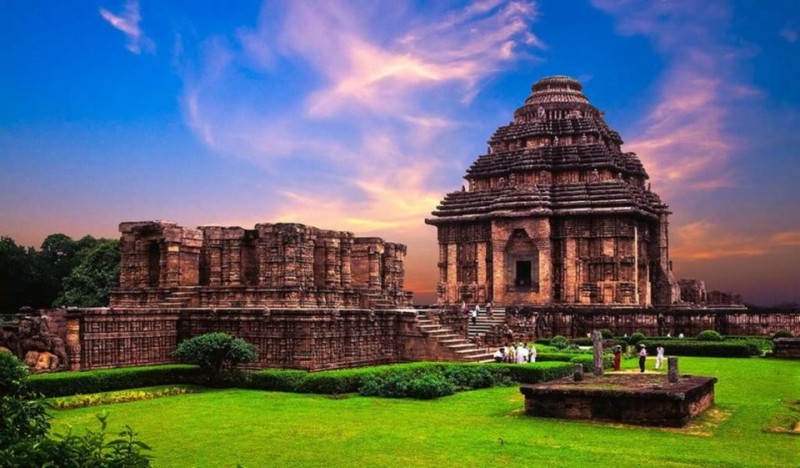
[416,316,494,363]
[161,287,198,308]
[467,307,506,340]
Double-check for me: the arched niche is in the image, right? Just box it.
[504,229,539,292]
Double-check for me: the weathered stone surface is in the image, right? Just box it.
[112,221,412,310]
[426,76,679,307]
[520,373,717,427]
[773,338,800,359]
[61,307,470,371]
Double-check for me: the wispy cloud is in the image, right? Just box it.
[99,0,154,55]
[179,0,541,239]
[592,0,757,197]
[780,26,798,43]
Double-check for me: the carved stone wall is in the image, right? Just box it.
[111,221,412,310]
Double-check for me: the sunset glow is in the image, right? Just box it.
[1,0,798,305]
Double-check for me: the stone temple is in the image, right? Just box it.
[426,76,680,308]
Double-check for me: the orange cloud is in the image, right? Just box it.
[671,221,800,261]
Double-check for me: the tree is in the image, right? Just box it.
[0,237,41,313]
[173,333,257,376]
[56,239,120,307]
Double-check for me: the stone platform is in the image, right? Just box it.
[520,373,717,427]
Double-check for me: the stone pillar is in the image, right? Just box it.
[368,249,381,290]
[573,364,584,381]
[564,237,577,302]
[668,356,679,383]
[65,314,81,371]
[340,241,352,287]
[592,330,604,376]
[446,244,458,303]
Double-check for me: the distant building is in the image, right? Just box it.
[426,76,679,307]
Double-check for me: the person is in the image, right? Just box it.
[471,304,479,325]
[493,348,504,363]
[638,344,648,373]
[506,342,516,363]
[613,345,622,371]
[486,302,493,319]
[529,343,537,363]
[461,300,467,316]
[516,343,528,363]
[655,345,665,370]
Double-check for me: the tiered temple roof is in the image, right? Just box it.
[428,76,665,224]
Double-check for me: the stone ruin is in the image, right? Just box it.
[111,221,412,310]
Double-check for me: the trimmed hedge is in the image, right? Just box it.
[27,365,203,397]
[569,355,614,372]
[640,340,750,358]
[497,362,573,383]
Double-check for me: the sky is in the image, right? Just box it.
[1,0,799,306]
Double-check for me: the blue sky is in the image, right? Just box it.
[1,0,798,305]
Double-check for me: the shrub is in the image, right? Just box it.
[639,340,750,357]
[550,335,569,350]
[405,374,455,399]
[173,333,257,376]
[499,362,573,383]
[696,330,723,341]
[28,365,202,397]
[600,328,614,339]
[773,330,793,339]
[48,386,194,410]
[0,354,152,466]
[569,355,614,372]
[629,332,646,345]
[247,369,308,392]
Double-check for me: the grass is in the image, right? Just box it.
[50,357,799,467]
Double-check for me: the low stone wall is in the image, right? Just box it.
[64,307,441,372]
[503,306,800,339]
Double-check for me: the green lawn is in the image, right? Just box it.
[51,357,799,467]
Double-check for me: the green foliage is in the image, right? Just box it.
[56,239,119,307]
[568,355,614,372]
[497,362,573,383]
[49,386,196,410]
[599,328,614,339]
[0,354,151,467]
[0,351,29,395]
[629,332,646,345]
[696,329,723,341]
[173,333,257,375]
[640,340,750,357]
[0,236,43,312]
[550,335,569,350]
[772,329,793,339]
[358,369,456,399]
[28,365,202,397]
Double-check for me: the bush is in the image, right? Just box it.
[550,335,569,350]
[498,362,573,383]
[629,332,646,345]
[405,374,455,399]
[773,330,794,339]
[0,354,152,466]
[28,365,202,398]
[600,328,614,339]
[696,330,723,341]
[569,355,614,372]
[640,340,750,358]
[173,333,257,375]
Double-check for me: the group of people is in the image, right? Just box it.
[461,301,493,325]
[612,344,665,372]
[492,342,537,363]
[636,344,665,373]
